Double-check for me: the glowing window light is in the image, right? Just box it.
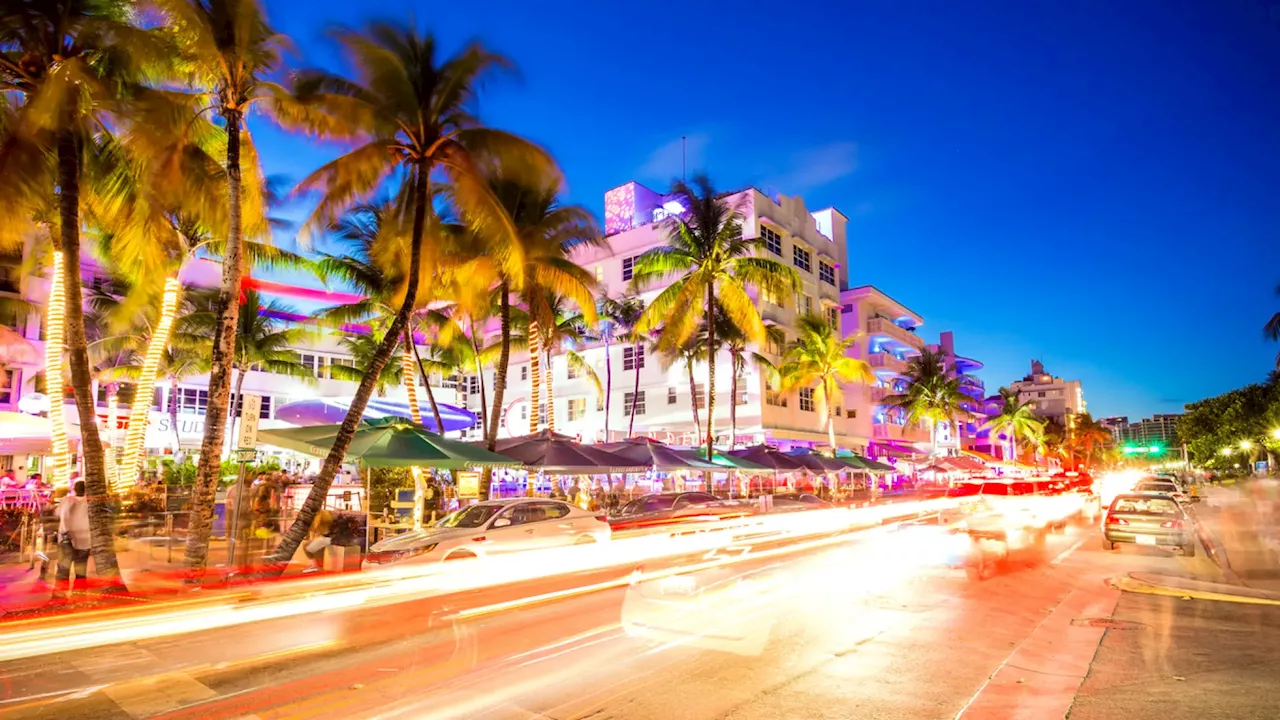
[45,251,70,488]
[528,320,541,434]
[118,276,181,492]
[400,344,422,425]
[104,391,119,493]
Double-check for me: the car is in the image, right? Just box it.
[769,492,834,511]
[1102,493,1196,556]
[608,492,747,531]
[1131,478,1190,504]
[364,498,610,567]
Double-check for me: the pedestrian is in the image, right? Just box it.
[52,480,91,601]
[423,479,439,524]
[303,506,334,573]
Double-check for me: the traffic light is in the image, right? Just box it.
[1121,445,1164,455]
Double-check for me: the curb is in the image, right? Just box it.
[1110,574,1280,606]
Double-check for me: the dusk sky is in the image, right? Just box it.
[254,0,1280,420]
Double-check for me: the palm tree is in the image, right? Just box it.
[1070,413,1113,470]
[654,331,704,443]
[160,346,212,453]
[714,309,782,449]
[598,295,645,440]
[632,176,800,458]
[532,293,599,432]
[151,0,320,573]
[883,348,973,455]
[778,314,875,451]
[267,23,552,562]
[981,387,1044,464]
[1042,418,1071,470]
[0,0,177,588]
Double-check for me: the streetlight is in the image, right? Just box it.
[1220,448,1233,456]
[1272,428,1280,440]
[1240,440,1253,451]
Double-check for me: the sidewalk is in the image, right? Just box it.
[1196,480,1280,591]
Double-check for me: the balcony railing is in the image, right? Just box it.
[870,386,890,403]
[868,353,907,374]
[866,317,924,349]
[872,421,930,443]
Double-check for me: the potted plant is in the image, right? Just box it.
[324,511,366,572]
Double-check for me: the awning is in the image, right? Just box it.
[940,455,988,473]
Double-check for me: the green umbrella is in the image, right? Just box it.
[258,417,520,469]
[837,452,894,473]
[679,447,772,473]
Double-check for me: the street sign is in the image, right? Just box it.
[236,393,262,452]
[235,449,257,463]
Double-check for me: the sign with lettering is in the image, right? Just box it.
[236,394,262,450]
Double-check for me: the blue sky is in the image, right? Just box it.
[257,0,1280,420]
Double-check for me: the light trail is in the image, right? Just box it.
[0,499,954,664]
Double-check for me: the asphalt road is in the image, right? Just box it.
[2,512,1276,720]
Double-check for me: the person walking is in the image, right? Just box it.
[51,480,91,601]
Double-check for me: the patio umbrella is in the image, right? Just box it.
[728,445,806,473]
[487,430,648,474]
[849,454,895,473]
[784,448,849,473]
[598,437,722,472]
[274,397,477,434]
[258,417,518,469]
[680,447,771,473]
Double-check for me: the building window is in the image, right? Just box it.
[231,393,273,419]
[1037,391,1046,398]
[766,335,786,356]
[825,305,839,329]
[520,404,527,421]
[596,394,604,412]
[567,397,586,422]
[668,386,677,405]
[539,403,547,426]
[796,293,813,317]
[760,226,782,256]
[179,388,209,416]
[594,265,603,282]
[623,391,646,416]
[762,288,782,307]
[521,365,529,382]
[819,261,835,286]
[566,362,580,380]
[0,368,14,404]
[736,390,748,406]
[694,383,707,409]
[765,380,786,407]
[623,345,645,371]
[621,255,639,282]
[792,245,812,273]
[799,387,814,412]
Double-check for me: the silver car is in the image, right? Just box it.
[1102,493,1195,556]
[364,498,610,566]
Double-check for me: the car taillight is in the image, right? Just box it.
[1160,520,1183,529]
[595,514,608,522]
[1106,516,1129,525]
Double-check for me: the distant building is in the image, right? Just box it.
[931,331,986,454]
[1100,416,1129,443]
[1007,360,1085,427]
[1113,414,1181,448]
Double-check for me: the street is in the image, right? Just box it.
[3,494,1277,720]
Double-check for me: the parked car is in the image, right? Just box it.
[609,492,748,532]
[1102,493,1195,556]
[364,498,610,567]
[769,492,834,511]
[1132,478,1191,504]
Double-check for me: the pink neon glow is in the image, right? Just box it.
[604,183,637,235]
[245,277,365,305]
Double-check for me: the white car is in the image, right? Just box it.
[1132,479,1189,504]
[364,498,611,567]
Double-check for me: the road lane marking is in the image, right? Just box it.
[1051,538,1085,566]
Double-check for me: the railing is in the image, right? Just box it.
[870,386,890,403]
[868,353,907,373]
[866,317,925,348]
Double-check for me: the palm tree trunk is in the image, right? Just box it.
[57,128,124,589]
[268,166,430,565]
[169,376,182,454]
[729,356,739,450]
[628,342,641,437]
[687,358,701,443]
[704,287,716,461]
[471,325,488,439]
[602,334,612,441]
[121,277,180,491]
[482,287,512,500]
[827,385,837,451]
[186,109,247,575]
[44,251,71,487]
[544,350,556,431]
[410,338,445,433]
[528,320,541,434]
[400,327,422,425]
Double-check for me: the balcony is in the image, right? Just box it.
[868,352,907,375]
[873,421,930,443]
[866,317,924,350]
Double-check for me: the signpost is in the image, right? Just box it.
[227,394,262,572]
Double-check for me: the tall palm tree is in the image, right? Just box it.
[160,345,212,453]
[599,295,645,439]
[883,348,973,455]
[0,0,176,588]
[532,293,598,432]
[981,387,1044,464]
[778,314,875,451]
[714,308,782,449]
[152,0,320,573]
[654,331,704,443]
[1070,413,1113,469]
[267,23,552,562]
[632,176,799,458]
